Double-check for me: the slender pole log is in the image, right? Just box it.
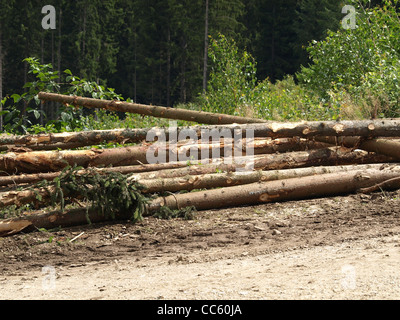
[135,164,395,193]
[0,128,152,151]
[204,120,400,138]
[129,163,389,181]
[147,168,400,213]
[0,156,256,186]
[0,163,395,210]
[2,166,400,237]
[251,147,392,170]
[38,92,267,125]
[0,136,335,175]
[315,136,400,160]
[37,93,400,137]
[359,177,400,193]
[0,207,130,237]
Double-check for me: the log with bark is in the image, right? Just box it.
[0,140,391,177]
[195,119,400,138]
[2,166,400,237]
[147,167,400,213]
[38,92,267,125]
[132,163,393,193]
[0,207,129,237]
[315,136,400,160]
[37,93,400,138]
[0,136,336,175]
[0,162,394,210]
[0,128,152,151]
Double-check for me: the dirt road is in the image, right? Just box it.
[1,190,400,300]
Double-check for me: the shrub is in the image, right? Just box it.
[297,0,400,118]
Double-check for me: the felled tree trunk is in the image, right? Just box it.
[315,136,400,160]
[135,164,392,193]
[0,140,248,174]
[0,207,129,237]
[38,92,267,125]
[167,120,400,139]
[252,147,392,170]
[0,128,152,151]
[147,167,400,212]
[0,145,150,174]
[2,166,400,237]
[0,163,393,210]
[38,93,400,139]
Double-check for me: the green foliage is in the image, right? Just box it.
[200,34,258,115]
[37,166,150,223]
[200,34,331,121]
[153,205,197,221]
[297,0,400,118]
[1,57,126,134]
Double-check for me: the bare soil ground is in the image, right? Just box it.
[1,190,400,300]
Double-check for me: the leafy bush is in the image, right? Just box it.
[1,57,126,134]
[200,34,258,116]
[297,0,400,118]
[200,34,332,121]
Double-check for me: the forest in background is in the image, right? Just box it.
[0,0,399,134]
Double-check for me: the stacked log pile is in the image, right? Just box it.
[1,92,400,236]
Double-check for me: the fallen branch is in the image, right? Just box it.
[358,177,400,194]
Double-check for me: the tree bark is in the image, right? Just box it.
[187,120,400,138]
[135,164,393,194]
[251,146,392,171]
[147,167,400,213]
[0,141,392,176]
[0,207,130,237]
[0,128,152,151]
[0,145,150,174]
[2,166,400,237]
[130,163,387,181]
[315,136,400,160]
[0,161,392,210]
[38,92,268,124]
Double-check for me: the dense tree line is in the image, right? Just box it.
[1,0,382,108]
